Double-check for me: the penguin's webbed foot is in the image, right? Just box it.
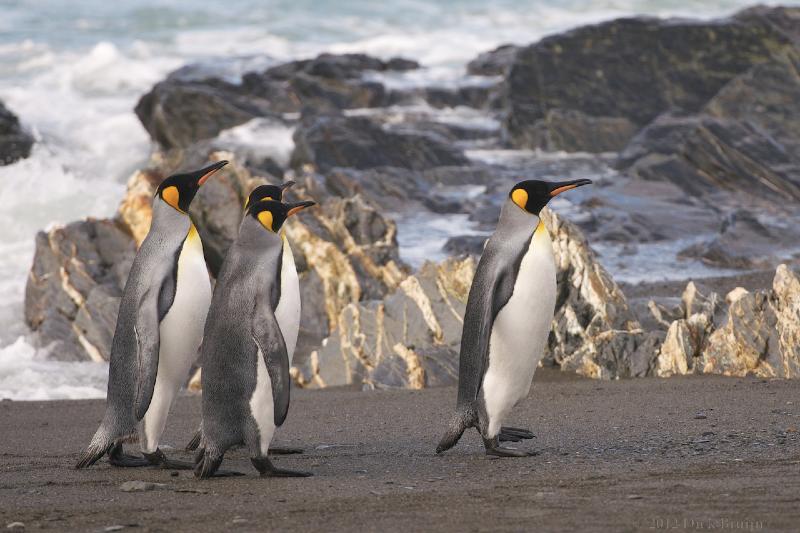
[108,442,149,468]
[143,449,195,470]
[251,457,312,478]
[499,426,535,442]
[268,446,304,455]
[483,436,537,458]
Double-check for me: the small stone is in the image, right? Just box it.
[6,523,24,530]
[627,494,643,500]
[104,527,125,532]
[170,471,179,477]
[694,413,708,420]
[232,518,248,525]
[119,481,166,492]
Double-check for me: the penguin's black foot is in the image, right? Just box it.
[499,426,535,442]
[108,443,149,467]
[143,449,195,470]
[251,457,312,478]
[268,446,304,455]
[483,437,536,458]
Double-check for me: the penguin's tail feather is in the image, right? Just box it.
[436,406,476,454]
[194,446,223,479]
[185,428,202,452]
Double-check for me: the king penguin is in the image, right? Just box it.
[436,178,592,457]
[76,160,228,469]
[184,180,303,455]
[195,199,315,478]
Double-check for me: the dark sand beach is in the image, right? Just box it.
[2,370,799,532]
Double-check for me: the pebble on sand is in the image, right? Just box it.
[119,481,167,492]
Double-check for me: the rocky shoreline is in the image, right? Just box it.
[17,5,800,388]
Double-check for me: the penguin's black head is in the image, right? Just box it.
[244,181,296,209]
[156,160,229,213]
[509,178,592,214]
[247,199,316,233]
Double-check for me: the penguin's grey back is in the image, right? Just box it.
[103,201,190,436]
[456,201,538,408]
[200,221,283,450]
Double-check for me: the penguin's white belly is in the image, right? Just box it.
[250,347,276,455]
[481,225,556,437]
[142,229,211,452]
[274,240,300,364]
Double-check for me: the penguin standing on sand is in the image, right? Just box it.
[76,160,228,469]
[436,178,591,457]
[195,199,315,478]
[185,181,303,454]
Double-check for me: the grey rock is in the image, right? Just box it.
[24,219,136,362]
[0,101,34,165]
[119,481,167,492]
[291,114,470,173]
[618,113,800,201]
[135,53,419,149]
[467,44,520,76]
[443,235,486,257]
[505,7,800,152]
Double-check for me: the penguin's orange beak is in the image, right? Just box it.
[548,178,592,197]
[286,201,316,217]
[196,160,229,186]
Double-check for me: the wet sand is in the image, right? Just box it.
[2,370,799,532]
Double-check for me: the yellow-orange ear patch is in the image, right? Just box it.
[511,188,528,210]
[258,210,274,232]
[162,186,181,212]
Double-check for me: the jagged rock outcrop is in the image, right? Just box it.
[24,219,136,361]
[677,209,799,269]
[135,53,419,149]
[652,282,722,377]
[541,209,659,378]
[290,114,470,173]
[0,101,34,165]
[300,208,660,387]
[653,265,800,378]
[297,256,475,388]
[700,265,800,378]
[504,6,800,153]
[617,112,800,202]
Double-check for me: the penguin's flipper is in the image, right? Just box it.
[252,304,290,427]
[133,288,164,421]
[457,254,519,405]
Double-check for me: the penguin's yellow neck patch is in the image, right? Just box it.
[511,188,528,211]
[187,223,199,242]
[162,185,183,213]
[258,211,275,232]
[534,220,546,235]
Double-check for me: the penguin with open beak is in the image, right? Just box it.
[436,178,592,457]
[195,199,316,478]
[76,160,228,470]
